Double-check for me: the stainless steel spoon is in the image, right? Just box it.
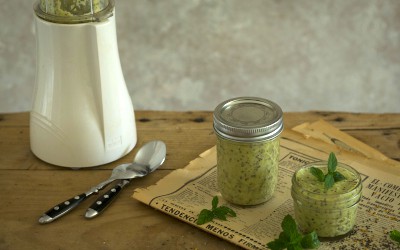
[85,140,166,218]
[38,140,166,224]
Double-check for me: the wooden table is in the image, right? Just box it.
[0,111,399,249]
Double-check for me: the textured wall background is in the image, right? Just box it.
[1,0,399,113]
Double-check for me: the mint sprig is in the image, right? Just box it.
[196,196,236,225]
[267,215,320,250]
[310,152,346,189]
[390,230,400,244]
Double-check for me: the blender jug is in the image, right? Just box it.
[31,0,137,167]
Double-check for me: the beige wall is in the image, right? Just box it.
[1,0,399,113]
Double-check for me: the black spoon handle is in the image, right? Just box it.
[85,180,130,219]
[38,193,89,224]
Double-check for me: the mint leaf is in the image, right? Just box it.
[213,207,228,220]
[310,167,325,182]
[390,230,400,244]
[301,231,320,249]
[267,238,287,250]
[196,196,236,225]
[310,152,346,190]
[278,231,290,243]
[267,215,320,249]
[268,232,292,249]
[281,215,297,233]
[324,174,335,189]
[218,206,237,217]
[211,196,218,210]
[333,171,346,182]
[327,152,337,173]
[282,215,302,241]
[197,209,214,225]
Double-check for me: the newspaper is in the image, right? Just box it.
[132,122,400,250]
[292,119,399,168]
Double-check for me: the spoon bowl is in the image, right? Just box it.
[84,140,166,218]
[95,140,166,188]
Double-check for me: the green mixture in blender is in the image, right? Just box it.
[40,0,108,16]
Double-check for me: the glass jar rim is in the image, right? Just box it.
[292,161,362,198]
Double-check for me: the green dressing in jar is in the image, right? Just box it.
[214,97,283,205]
[291,161,362,238]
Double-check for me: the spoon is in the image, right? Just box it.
[38,140,166,224]
[85,140,166,218]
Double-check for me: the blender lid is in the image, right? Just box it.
[34,0,115,24]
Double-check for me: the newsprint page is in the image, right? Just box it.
[133,121,400,250]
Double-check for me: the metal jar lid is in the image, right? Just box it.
[213,97,283,142]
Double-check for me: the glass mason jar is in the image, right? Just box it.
[213,97,283,205]
[291,161,362,238]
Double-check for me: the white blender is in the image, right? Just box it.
[31,0,137,167]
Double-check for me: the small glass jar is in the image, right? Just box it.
[213,97,283,205]
[291,161,362,238]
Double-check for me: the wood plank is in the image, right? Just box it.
[2,111,400,129]
[342,129,400,161]
[284,111,400,129]
[0,111,399,249]
[1,111,399,170]
[0,169,240,250]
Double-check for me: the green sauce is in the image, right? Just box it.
[291,163,362,237]
[213,97,283,206]
[217,136,280,205]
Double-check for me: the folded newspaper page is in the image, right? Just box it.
[133,123,400,250]
[292,119,399,168]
